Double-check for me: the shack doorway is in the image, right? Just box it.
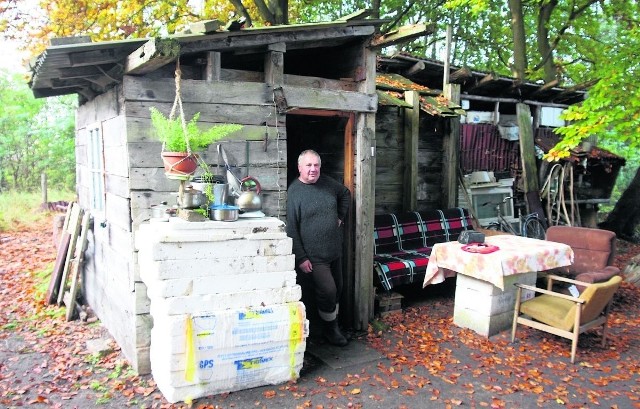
[286,113,350,186]
[286,111,356,332]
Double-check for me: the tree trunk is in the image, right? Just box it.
[599,166,640,242]
[536,0,559,83]
[371,0,381,19]
[508,0,527,81]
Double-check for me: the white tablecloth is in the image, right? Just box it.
[423,235,574,290]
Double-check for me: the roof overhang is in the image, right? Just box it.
[29,18,386,100]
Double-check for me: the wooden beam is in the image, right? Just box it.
[461,93,572,108]
[179,25,376,54]
[338,9,374,21]
[205,51,221,82]
[370,23,436,49]
[531,79,559,96]
[123,76,377,112]
[443,84,461,208]
[353,48,377,331]
[517,103,547,226]
[466,72,498,92]
[404,60,425,77]
[124,38,179,75]
[342,113,355,328]
[449,66,472,83]
[189,19,221,34]
[403,90,419,211]
[264,50,284,85]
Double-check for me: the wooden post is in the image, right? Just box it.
[353,48,377,331]
[403,90,419,211]
[342,113,355,327]
[264,43,285,85]
[517,103,547,226]
[205,51,221,82]
[41,173,47,206]
[443,84,461,208]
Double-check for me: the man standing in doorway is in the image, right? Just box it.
[286,149,351,346]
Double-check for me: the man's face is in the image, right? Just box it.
[298,153,321,184]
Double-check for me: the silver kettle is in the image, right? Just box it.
[237,176,262,212]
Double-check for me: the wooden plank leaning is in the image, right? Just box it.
[46,202,75,305]
[65,212,91,321]
[56,203,83,306]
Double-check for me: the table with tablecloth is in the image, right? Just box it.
[423,235,574,336]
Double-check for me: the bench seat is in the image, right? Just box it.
[373,208,474,292]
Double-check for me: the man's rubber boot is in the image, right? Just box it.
[323,319,348,347]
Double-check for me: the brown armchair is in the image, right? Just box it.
[545,226,620,284]
[512,274,622,363]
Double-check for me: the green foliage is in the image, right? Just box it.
[149,107,242,152]
[0,70,76,191]
[551,17,640,156]
[0,189,75,231]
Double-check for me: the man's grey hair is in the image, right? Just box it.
[297,149,321,166]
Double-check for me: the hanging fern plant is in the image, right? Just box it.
[149,107,242,153]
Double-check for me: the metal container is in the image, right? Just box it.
[190,175,226,193]
[237,176,262,212]
[178,189,208,209]
[150,201,171,220]
[213,183,229,206]
[210,204,239,222]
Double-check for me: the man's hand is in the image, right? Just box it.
[299,259,313,274]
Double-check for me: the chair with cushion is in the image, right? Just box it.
[511,274,622,363]
[545,226,620,284]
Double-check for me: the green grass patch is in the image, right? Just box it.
[0,189,75,231]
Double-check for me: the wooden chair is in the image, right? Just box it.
[511,274,622,363]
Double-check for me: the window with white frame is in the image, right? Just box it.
[87,123,105,214]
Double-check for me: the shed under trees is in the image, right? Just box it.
[29,15,434,374]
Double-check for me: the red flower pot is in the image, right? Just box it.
[161,152,198,178]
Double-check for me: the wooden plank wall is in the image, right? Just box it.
[374,106,446,214]
[75,88,151,374]
[75,53,378,373]
[375,106,405,214]
[123,93,288,225]
[416,115,446,211]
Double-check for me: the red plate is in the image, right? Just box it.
[461,243,500,254]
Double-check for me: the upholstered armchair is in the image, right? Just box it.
[545,226,620,284]
[512,274,622,363]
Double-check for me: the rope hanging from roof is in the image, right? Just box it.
[168,59,191,155]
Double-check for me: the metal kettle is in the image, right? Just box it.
[236,176,262,212]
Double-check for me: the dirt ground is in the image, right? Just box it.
[1,218,639,409]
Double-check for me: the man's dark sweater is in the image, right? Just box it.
[286,175,351,266]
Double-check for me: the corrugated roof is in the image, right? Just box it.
[535,128,626,164]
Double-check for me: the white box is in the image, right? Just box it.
[540,107,565,127]
[498,125,519,141]
[464,111,497,124]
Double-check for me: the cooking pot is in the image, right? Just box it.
[210,204,239,221]
[190,175,226,193]
[178,189,208,209]
[150,201,171,220]
[237,176,262,212]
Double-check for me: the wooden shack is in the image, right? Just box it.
[376,55,625,227]
[28,15,439,374]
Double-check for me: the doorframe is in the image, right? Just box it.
[287,109,356,325]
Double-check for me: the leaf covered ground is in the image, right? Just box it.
[1,217,639,408]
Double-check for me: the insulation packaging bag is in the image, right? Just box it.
[150,302,308,403]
